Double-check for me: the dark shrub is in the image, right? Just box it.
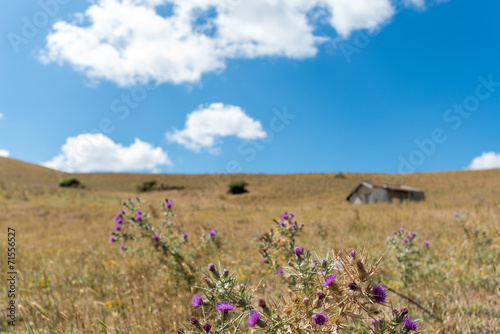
[137,180,157,192]
[137,181,185,192]
[334,172,346,179]
[228,181,248,194]
[59,178,81,188]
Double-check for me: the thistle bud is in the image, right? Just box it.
[202,275,213,288]
[356,259,367,280]
[190,317,203,331]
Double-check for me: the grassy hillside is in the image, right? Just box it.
[0,157,499,333]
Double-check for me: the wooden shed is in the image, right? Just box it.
[346,180,425,204]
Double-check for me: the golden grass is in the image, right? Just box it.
[0,157,499,333]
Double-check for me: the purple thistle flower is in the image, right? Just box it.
[202,323,211,333]
[182,232,188,239]
[208,263,216,272]
[135,215,142,221]
[290,212,295,217]
[120,209,125,214]
[393,231,397,235]
[192,294,203,308]
[165,199,173,209]
[208,228,217,238]
[454,213,459,218]
[312,313,328,326]
[109,236,116,243]
[276,269,284,274]
[258,299,266,308]
[152,234,160,241]
[120,244,126,250]
[425,240,430,246]
[281,212,289,220]
[190,317,200,325]
[114,225,121,231]
[247,309,260,327]
[403,238,408,244]
[317,291,326,300]
[412,231,417,237]
[116,217,123,224]
[400,227,405,233]
[403,317,419,331]
[406,234,411,239]
[294,247,304,256]
[323,275,336,287]
[371,283,387,304]
[136,209,142,215]
[216,302,235,313]
[122,201,126,205]
[114,214,121,221]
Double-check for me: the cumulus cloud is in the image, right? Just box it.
[39,0,408,86]
[0,149,9,157]
[166,103,266,152]
[467,152,500,170]
[43,133,171,172]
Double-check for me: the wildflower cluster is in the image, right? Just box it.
[179,263,256,333]
[257,212,304,274]
[181,249,419,333]
[181,212,420,333]
[454,211,492,253]
[108,197,219,283]
[386,228,430,287]
[452,211,498,288]
[370,307,420,333]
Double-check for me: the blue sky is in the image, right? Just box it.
[1,0,500,174]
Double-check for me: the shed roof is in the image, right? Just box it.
[346,180,423,201]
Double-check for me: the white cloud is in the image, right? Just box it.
[0,112,4,119]
[43,133,171,172]
[468,152,500,170]
[322,0,394,38]
[39,0,408,86]
[166,103,266,152]
[0,150,9,157]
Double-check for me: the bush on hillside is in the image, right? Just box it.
[228,181,248,194]
[137,180,185,192]
[58,178,81,188]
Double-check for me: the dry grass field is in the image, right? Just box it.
[0,156,499,333]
